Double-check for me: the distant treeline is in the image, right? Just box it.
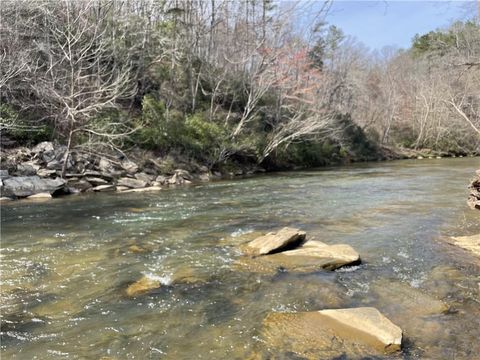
[1,0,479,170]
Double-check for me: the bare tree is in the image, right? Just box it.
[1,0,136,174]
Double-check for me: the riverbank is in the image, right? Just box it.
[0,142,477,201]
[0,142,266,201]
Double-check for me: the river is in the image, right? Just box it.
[1,158,479,359]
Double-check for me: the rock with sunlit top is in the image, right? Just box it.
[262,307,402,358]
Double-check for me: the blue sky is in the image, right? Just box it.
[324,1,477,50]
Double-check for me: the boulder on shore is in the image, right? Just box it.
[120,186,162,193]
[467,170,480,210]
[1,176,66,198]
[14,162,38,176]
[26,192,52,199]
[117,177,147,189]
[121,160,139,174]
[91,184,115,192]
[244,227,306,255]
[262,307,402,359]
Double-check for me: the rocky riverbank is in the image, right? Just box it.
[446,170,480,260]
[468,169,480,210]
[0,142,477,202]
[0,142,264,201]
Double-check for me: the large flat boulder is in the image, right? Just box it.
[450,234,480,258]
[2,176,66,198]
[244,227,306,255]
[280,240,360,270]
[235,240,360,273]
[262,307,402,359]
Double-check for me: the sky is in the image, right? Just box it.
[324,1,477,50]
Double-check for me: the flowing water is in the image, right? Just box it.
[1,158,479,359]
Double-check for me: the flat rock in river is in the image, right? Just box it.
[262,307,402,359]
[280,240,360,270]
[450,234,480,258]
[235,240,360,273]
[244,227,306,255]
[126,276,161,297]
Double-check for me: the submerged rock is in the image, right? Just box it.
[244,227,306,255]
[450,234,480,258]
[371,279,453,355]
[372,280,449,318]
[262,307,402,359]
[126,276,161,297]
[128,244,148,253]
[171,266,207,285]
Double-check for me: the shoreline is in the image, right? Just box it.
[0,142,478,203]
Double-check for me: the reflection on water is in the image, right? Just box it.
[1,158,479,359]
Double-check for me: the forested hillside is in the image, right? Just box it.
[1,0,479,171]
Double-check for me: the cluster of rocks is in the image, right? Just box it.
[467,169,480,210]
[0,142,241,201]
[237,227,361,273]
[446,170,480,260]
[235,227,404,356]
[397,147,474,160]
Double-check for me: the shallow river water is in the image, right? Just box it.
[1,158,479,359]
